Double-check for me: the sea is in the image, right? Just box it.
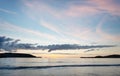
[0,58,120,76]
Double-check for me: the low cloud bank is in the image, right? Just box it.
[0,36,115,52]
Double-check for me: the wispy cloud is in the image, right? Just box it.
[65,0,120,17]
[21,0,120,43]
[0,20,83,44]
[63,24,93,40]
[40,20,62,35]
[22,0,92,43]
[0,8,17,15]
[96,16,120,41]
[40,20,95,43]
[0,21,57,40]
[64,5,99,17]
[23,0,120,18]
[90,0,120,16]
[23,0,61,18]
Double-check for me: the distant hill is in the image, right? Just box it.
[81,54,120,58]
[0,53,37,58]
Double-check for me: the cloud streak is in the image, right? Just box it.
[23,0,120,18]
[91,0,120,16]
[22,0,120,42]
[65,0,120,17]
[96,16,120,41]
[40,20,63,36]
[44,44,115,52]
[0,8,17,15]
[0,21,57,40]
[0,36,115,52]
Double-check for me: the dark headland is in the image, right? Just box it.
[81,54,120,58]
[0,53,38,58]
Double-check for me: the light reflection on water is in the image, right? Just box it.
[0,58,120,76]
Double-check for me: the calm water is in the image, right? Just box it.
[0,58,120,76]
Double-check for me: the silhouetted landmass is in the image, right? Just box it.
[0,53,37,58]
[81,54,120,58]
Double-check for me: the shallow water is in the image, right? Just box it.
[0,58,120,76]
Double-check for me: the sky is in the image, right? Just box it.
[0,0,120,57]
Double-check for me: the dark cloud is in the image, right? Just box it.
[16,43,37,49]
[41,44,115,52]
[0,36,116,52]
[84,49,95,52]
[0,36,19,51]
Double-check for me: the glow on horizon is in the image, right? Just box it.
[6,48,119,58]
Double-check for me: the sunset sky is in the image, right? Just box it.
[0,0,120,57]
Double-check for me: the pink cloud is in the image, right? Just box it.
[64,0,120,17]
[64,5,99,17]
[91,0,120,16]
[21,0,120,43]
[23,0,120,18]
